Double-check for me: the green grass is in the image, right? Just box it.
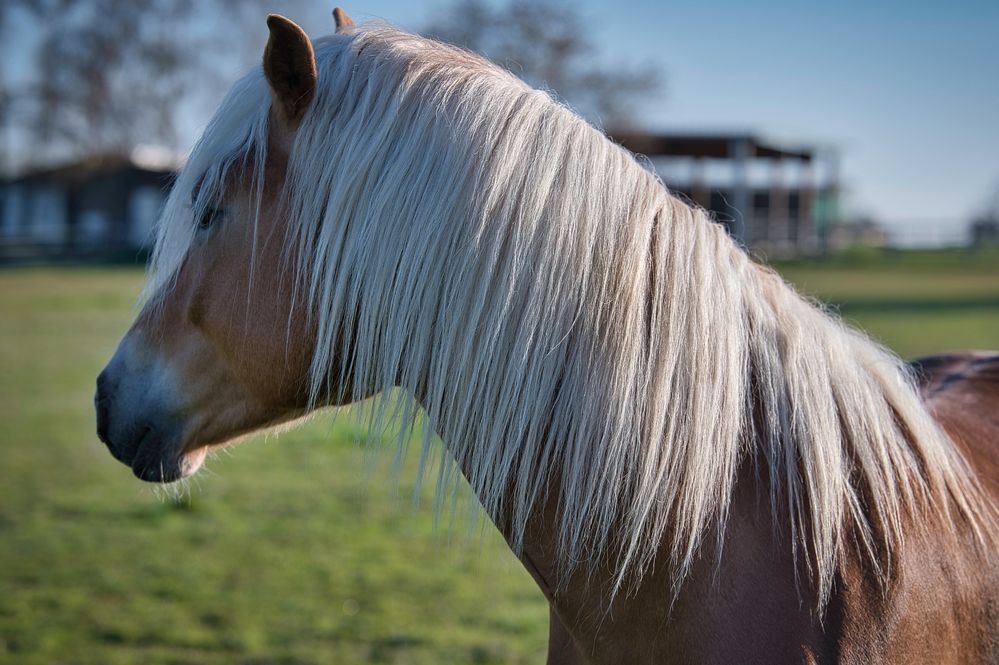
[1,248,998,664]
[772,246,999,358]
[0,267,547,665]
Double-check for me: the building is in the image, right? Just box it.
[1,133,840,261]
[969,218,998,247]
[0,146,178,263]
[612,131,840,257]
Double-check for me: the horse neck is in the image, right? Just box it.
[486,435,835,660]
[364,102,980,612]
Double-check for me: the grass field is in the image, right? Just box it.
[1,248,998,664]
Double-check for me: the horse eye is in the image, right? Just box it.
[198,206,224,231]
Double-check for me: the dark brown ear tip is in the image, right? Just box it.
[333,6,355,31]
[267,13,301,35]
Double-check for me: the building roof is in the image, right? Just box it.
[6,145,182,185]
[611,131,814,162]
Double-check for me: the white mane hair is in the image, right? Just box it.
[148,23,991,605]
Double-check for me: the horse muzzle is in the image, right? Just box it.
[95,337,193,483]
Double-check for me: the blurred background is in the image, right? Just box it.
[1,1,996,663]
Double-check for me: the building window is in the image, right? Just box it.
[129,187,165,249]
[79,211,109,246]
[709,190,732,217]
[752,191,769,215]
[788,192,800,221]
[708,189,738,235]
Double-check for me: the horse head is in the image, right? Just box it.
[95,12,357,482]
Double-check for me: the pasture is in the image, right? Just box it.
[1,247,997,664]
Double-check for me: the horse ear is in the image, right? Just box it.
[333,7,355,33]
[263,14,317,127]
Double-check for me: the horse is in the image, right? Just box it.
[94,8,999,663]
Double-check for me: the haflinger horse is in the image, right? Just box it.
[94,8,998,663]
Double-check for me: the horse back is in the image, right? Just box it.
[911,351,999,501]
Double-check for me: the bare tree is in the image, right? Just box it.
[424,0,661,129]
[29,0,195,156]
[2,0,305,171]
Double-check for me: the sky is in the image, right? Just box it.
[7,1,999,244]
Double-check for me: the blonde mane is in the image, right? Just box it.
[148,24,990,605]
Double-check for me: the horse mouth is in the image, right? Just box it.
[99,424,178,482]
[127,427,182,483]
[95,403,188,484]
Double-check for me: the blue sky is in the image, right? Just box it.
[7,1,998,243]
[291,0,999,243]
